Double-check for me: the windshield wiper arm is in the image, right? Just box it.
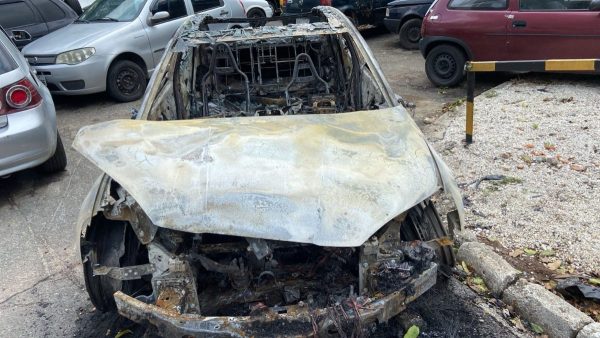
[91,17,119,22]
[75,18,90,23]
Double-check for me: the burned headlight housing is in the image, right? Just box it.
[56,48,95,65]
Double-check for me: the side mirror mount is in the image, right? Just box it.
[11,30,31,42]
[149,11,170,25]
[589,0,600,11]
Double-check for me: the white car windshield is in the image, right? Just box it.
[79,0,147,22]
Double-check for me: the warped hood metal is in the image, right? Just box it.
[73,108,443,247]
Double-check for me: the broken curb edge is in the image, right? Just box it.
[455,229,598,338]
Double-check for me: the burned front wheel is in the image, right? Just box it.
[82,219,149,312]
[401,201,456,275]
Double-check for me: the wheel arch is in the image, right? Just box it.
[398,14,422,32]
[421,36,472,60]
[246,5,266,16]
[108,52,150,81]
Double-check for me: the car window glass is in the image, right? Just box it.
[520,0,591,10]
[0,2,39,28]
[151,0,188,18]
[448,0,507,9]
[0,42,18,75]
[80,0,147,22]
[37,0,67,21]
[191,0,220,12]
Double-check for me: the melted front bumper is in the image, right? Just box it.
[115,263,437,337]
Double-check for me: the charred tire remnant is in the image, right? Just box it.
[82,218,149,311]
[402,202,456,275]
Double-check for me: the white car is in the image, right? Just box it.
[23,0,247,102]
[242,0,274,18]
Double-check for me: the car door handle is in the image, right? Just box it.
[512,20,527,28]
[220,10,229,15]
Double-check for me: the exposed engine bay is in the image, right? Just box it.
[87,181,445,337]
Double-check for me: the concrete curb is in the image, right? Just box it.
[455,229,597,338]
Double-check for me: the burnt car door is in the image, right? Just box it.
[0,0,48,48]
[507,0,600,59]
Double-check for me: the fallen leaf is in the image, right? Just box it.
[523,248,537,256]
[589,278,600,286]
[544,281,556,290]
[570,164,587,172]
[115,329,133,338]
[531,323,544,334]
[472,277,485,285]
[544,143,556,151]
[512,317,526,331]
[547,260,561,271]
[524,143,535,149]
[509,249,524,257]
[403,325,420,338]
[461,261,471,275]
[539,249,555,257]
[559,97,573,103]
[557,155,570,164]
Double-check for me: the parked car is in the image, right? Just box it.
[243,0,274,18]
[73,7,465,337]
[384,0,432,49]
[0,28,66,177]
[0,0,78,49]
[283,0,393,26]
[420,0,600,87]
[22,0,247,102]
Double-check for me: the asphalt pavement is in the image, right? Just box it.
[0,28,516,337]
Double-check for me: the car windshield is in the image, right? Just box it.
[79,0,146,22]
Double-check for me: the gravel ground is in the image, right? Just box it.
[425,76,600,274]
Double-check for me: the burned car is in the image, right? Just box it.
[73,7,464,337]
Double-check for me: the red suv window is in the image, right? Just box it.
[448,0,508,10]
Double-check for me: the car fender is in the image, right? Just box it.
[75,174,111,257]
[399,7,425,24]
[419,35,473,59]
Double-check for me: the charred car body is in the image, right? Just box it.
[74,8,464,337]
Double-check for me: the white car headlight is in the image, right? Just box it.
[386,8,390,17]
[56,48,96,65]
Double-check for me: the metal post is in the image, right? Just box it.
[465,70,475,144]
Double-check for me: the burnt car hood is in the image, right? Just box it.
[74,108,447,247]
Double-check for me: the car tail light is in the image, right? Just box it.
[0,78,41,116]
[320,0,331,5]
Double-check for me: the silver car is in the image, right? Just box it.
[22,0,249,102]
[0,29,66,177]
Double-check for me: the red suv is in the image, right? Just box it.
[420,0,600,86]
